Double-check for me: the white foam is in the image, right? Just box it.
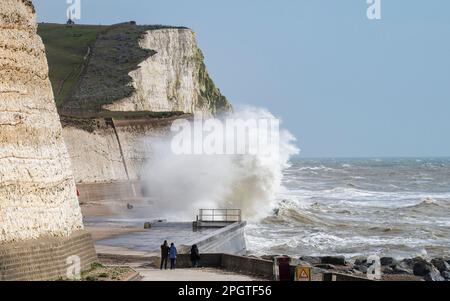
[140,106,299,221]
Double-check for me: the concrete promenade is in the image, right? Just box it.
[136,268,265,281]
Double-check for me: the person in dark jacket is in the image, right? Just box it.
[169,243,177,270]
[160,240,170,270]
[190,244,200,268]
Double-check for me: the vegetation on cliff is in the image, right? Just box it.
[195,46,233,114]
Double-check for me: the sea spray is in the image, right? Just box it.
[140,106,300,221]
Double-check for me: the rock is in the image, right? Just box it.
[297,260,312,267]
[381,266,395,274]
[353,257,368,266]
[144,222,152,229]
[413,259,433,276]
[380,257,397,267]
[354,265,368,274]
[431,258,450,273]
[127,203,134,210]
[352,269,364,275]
[393,265,412,275]
[315,264,336,270]
[299,256,321,265]
[320,256,346,266]
[400,258,415,269]
[424,267,445,282]
[260,255,277,261]
[333,263,355,273]
[442,271,450,280]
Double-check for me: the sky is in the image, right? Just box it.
[33,0,450,158]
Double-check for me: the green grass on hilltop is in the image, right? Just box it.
[64,23,156,110]
[38,23,107,106]
[39,22,231,115]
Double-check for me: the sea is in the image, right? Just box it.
[246,158,450,259]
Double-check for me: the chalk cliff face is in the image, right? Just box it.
[62,123,129,183]
[102,28,232,115]
[62,117,175,183]
[0,0,83,242]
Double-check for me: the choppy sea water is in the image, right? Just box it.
[246,158,450,259]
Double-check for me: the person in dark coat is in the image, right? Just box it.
[190,244,201,268]
[160,240,170,270]
[169,243,177,270]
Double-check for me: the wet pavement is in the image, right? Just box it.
[87,218,217,252]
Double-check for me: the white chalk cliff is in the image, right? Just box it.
[102,28,231,115]
[0,0,83,242]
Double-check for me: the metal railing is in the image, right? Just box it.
[198,209,242,223]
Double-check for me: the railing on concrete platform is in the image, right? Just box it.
[197,209,242,223]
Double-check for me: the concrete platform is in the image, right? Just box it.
[95,222,217,252]
[136,268,265,281]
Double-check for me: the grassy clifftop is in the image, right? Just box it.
[38,23,106,105]
[38,22,231,115]
[64,23,160,110]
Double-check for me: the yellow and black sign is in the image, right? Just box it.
[295,266,312,281]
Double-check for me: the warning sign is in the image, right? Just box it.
[295,266,312,281]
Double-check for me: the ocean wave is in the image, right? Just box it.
[403,197,450,212]
[284,187,450,208]
[249,159,450,258]
[296,165,336,172]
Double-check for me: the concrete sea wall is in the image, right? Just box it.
[166,253,274,279]
[179,222,247,256]
[0,231,96,281]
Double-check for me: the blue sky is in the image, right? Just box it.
[33,0,450,158]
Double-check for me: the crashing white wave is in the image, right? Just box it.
[140,106,299,221]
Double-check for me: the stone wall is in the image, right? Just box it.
[0,231,97,281]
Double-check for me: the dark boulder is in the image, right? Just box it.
[260,255,277,261]
[335,264,355,273]
[380,257,397,267]
[294,258,313,268]
[381,266,395,274]
[400,258,415,269]
[393,264,412,275]
[353,257,368,266]
[424,267,445,282]
[320,256,346,266]
[315,264,336,270]
[413,258,433,276]
[299,256,321,265]
[442,271,450,280]
[431,258,450,273]
[354,265,368,274]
